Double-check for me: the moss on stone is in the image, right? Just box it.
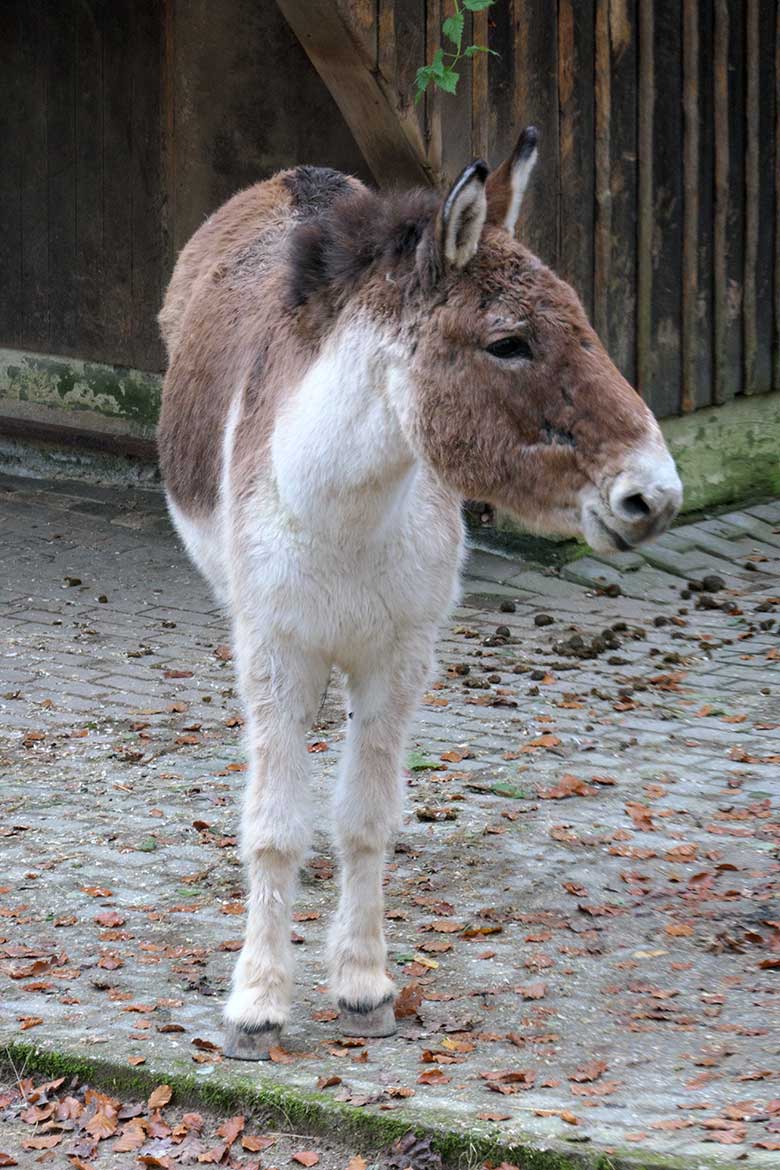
[3,1040,731,1170]
[0,349,162,433]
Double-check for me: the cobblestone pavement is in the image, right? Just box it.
[1,472,779,1168]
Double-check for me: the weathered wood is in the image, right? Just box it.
[752,0,775,394]
[713,0,729,404]
[743,0,759,394]
[605,0,638,386]
[681,0,699,414]
[648,0,683,418]
[724,0,745,401]
[593,0,610,347]
[19,2,49,354]
[1,0,776,418]
[513,0,559,267]
[130,0,165,370]
[424,0,443,175]
[47,4,78,357]
[439,5,474,179]
[776,1,780,393]
[276,0,435,187]
[471,6,490,162]
[694,0,715,411]
[161,0,176,286]
[339,0,378,65]
[558,0,595,315]
[636,0,654,398]
[102,0,134,367]
[487,0,516,168]
[0,3,22,349]
[75,0,105,362]
[776,0,780,397]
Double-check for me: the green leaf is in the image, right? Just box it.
[442,12,464,50]
[489,782,528,799]
[465,43,498,57]
[435,67,460,95]
[137,837,158,852]
[430,47,446,77]
[415,65,433,89]
[407,749,441,771]
[463,0,495,11]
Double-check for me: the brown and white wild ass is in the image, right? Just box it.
[158,127,682,1059]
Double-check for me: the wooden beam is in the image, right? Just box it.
[275,0,437,188]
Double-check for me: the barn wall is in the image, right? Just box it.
[385,0,779,418]
[1,0,779,513]
[0,0,370,383]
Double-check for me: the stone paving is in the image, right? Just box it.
[1,472,779,1168]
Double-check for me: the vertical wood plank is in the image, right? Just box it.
[439,4,474,178]
[487,0,517,168]
[693,0,715,410]
[776,0,780,392]
[19,1,49,353]
[75,0,105,362]
[751,0,775,394]
[722,0,745,401]
[102,0,133,366]
[605,0,638,386]
[636,0,653,397]
[161,0,176,288]
[513,0,559,267]
[647,0,683,418]
[713,0,730,403]
[47,3,78,356]
[0,2,23,348]
[558,0,595,315]
[681,0,699,413]
[471,6,489,162]
[130,0,164,370]
[743,0,759,393]
[593,0,610,346]
[425,0,443,175]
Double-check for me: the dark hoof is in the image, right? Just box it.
[338,995,396,1038]
[223,1020,282,1061]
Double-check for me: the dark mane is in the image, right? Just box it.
[286,186,440,310]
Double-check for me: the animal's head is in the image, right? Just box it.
[289,129,682,552]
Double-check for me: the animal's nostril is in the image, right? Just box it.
[620,492,652,520]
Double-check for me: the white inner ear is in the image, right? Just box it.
[504,144,538,235]
[444,179,488,269]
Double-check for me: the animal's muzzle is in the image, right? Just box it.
[607,455,683,546]
[581,441,683,554]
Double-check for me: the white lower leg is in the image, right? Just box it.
[225,845,301,1030]
[329,840,395,1011]
[223,635,327,1055]
[327,642,434,1025]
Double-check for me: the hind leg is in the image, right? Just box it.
[166,494,229,607]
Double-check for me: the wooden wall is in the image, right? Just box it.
[0,0,369,375]
[341,0,779,418]
[1,0,778,421]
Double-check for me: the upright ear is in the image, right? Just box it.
[437,160,489,270]
[485,125,539,235]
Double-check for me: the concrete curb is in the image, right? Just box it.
[0,1041,744,1170]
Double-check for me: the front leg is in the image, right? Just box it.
[224,636,329,1060]
[328,637,434,1036]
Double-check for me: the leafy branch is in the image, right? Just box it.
[415,0,497,102]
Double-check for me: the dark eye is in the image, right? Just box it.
[485,335,533,361]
